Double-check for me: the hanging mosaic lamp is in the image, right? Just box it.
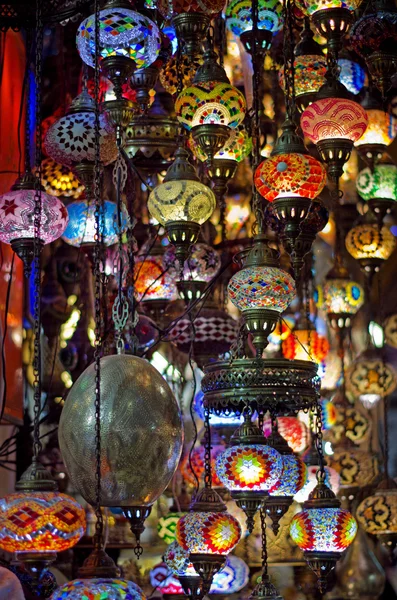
[281,325,330,364]
[329,446,379,496]
[345,213,396,281]
[314,257,364,332]
[58,354,184,545]
[356,163,397,222]
[350,0,397,97]
[0,172,68,277]
[283,19,327,113]
[44,87,118,191]
[176,488,242,593]
[301,0,363,55]
[158,0,225,57]
[135,245,178,309]
[265,429,307,535]
[40,158,85,199]
[147,147,216,265]
[157,489,190,545]
[290,473,357,592]
[160,54,204,96]
[62,199,129,249]
[346,349,397,409]
[301,76,368,181]
[356,481,397,554]
[175,46,246,165]
[226,0,283,56]
[355,88,397,169]
[163,541,201,598]
[337,56,365,96]
[0,459,85,581]
[228,234,296,356]
[384,313,397,348]
[50,578,145,600]
[215,413,283,533]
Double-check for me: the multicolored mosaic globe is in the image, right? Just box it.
[192,127,252,163]
[135,255,178,302]
[179,444,225,488]
[301,98,368,144]
[268,455,307,497]
[315,278,364,315]
[50,579,145,600]
[355,112,397,152]
[356,165,397,202]
[211,555,249,593]
[77,7,161,69]
[160,54,203,96]
[346,224,396,262]
[157,512,185,545]
[0,492,85,553]
[215,444,282,491]
[255,153,326,202]
[290,507,357,552]
[148,180,216,226]
[176,509,241,555]
[320,398,338,430]
[150,562,184,594]
[164,242,221,282]
[301,0,362,16]
[62,200,129,247]
[279,56,327,98]
[228,266,296,312]
[164,541,197,576]
[350,11,397,60]
[226,0,283,36]
[0,189,68,245]
[176,82,246,130]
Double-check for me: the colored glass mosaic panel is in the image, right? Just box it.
[226,0,283,36]
[356,165,397,201]
[215,444,283,491]
[290,507,357,552]
[62,200,129,248]
[269,455,307,496]
[176,510,241,555]
[301,98,368,143]
[228,266,295,311]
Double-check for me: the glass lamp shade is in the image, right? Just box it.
[164,242,221,282]
[228,266,296,312]
[279,56,327,99]
[294,466,340,504]
[268,455,307,497]
[180,444,225,488]
[301,0,362,16]
[254,153,327,202]
[135,255,178,302]
[44,96,117,168]
[300,98,368,144]
[384,314,397,348]
[225,0,283,36]
[355,112,396,152]
[76,7,161,69]
[356,164,397,201]
[158,513,186,545]
[50,579,145,600]
[148,180,216,226]
[264,417,310,454]
[0,492,85,554]
[175,82,246,131]
[346,223,396,262]
[338,58,365,95]
[329,447,379,489]
[314,278,364,315]
[320,398,338,430]
[350,11,397,59]
[41,158,85,199]
[164,541,196,576]
[281,329,330,364]
[176,509,241,555]
[150,562,184,594]
[0,189,68,245]
[356,490,397,536]
[160,55,203,96]
[290,507,357,552]
[210,555,249,593]
[215,444,283,492]
[192,127,252,162]
[346,355,397,400]
[62,200,129,248]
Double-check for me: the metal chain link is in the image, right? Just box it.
[260,506,268,577]
[314,401,325,477]
[384,393,389,481]
[203,401,212,488]
[93,0,104,547]
[24,28,33,174]
[33,1,43,459]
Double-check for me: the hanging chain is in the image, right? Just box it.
[33,1,43,459]
[24,28,33,174]
[384,393,389,482]
[282,0,296,120]
[260,506,268,578]
[93,0,104,548]
[203,401,212,488]
[314,401,325,477]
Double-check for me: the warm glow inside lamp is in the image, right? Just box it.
[281,327,330,364]
[215,414,283,533]
[147,147,216,264]
[263,416,311,454]
[135,252,178,303]
[345,217,396,279]
[180,442,225,490]
[346,349,397,409]
[41,158,85,199]
[160,54,204,97]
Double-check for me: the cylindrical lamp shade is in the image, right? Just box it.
[301,99,368,144]
[0,492,85,553]
[77,7,161,69]
[255,153,326,201]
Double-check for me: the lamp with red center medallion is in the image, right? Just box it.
[176,488,242,594]
[215,414,283,533]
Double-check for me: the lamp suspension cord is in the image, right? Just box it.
[93,0,104,549]
[314,400,325,478]
[203,401,212,489]
[251,0,265,235]
[33,0,43,459]
[259,505,268,578]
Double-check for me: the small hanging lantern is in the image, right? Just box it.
[356,163,397,223]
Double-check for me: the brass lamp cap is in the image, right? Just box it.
[15,458,58,492]
[190,487,227,513]
[163,147,200,183]
[193,46,230,85]
[11,171,44,192]
[67,87,95,115]
[78,546,121,579]
[230,413,266,446]
[316,73,352,101]
[244,234,280,269]
[271,118,307,156]
[304,478,340,510]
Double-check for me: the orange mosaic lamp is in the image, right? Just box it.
[0,459,85,579]
[282,327,330,364]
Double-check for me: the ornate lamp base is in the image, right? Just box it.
[179,574,202,599]
[131,66,159,112]
[172,13,210,57]
[265,496,293,536]
[191,124,230,165]
[356,142,387,171]
[240,29,272,61]
[103,98,136,143]
[177,279,207,304]
[166,220,201,266]
[78,546,120,578]
[295,91,317,113]
[304,550,340,594]
[122,505,152,557]
[16,551,56,582]
[190,553,226,594]
[231,490,266,533]
[312,7,353,54]
[367,52,397,98]
[11,238,43,279]
[316,138,353,182]
[250,574,283,600]
[242,308,279,356]
[366,197,396,225]
[101,54,135,99]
